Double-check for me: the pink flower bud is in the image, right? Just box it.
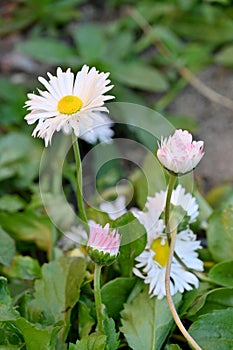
[157,129,204,174]
[87,223,120,265]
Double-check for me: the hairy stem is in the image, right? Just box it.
[164,173,176,243]
[72,132,88,224]
[165,222,202,350]
[94,263,105,333]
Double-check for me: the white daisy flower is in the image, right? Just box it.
[132,185,203,299]
[25,65,114,146]
[100,195,127,220]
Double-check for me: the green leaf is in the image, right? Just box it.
[135,25,183,55]
[165,345,182,350]
[208,261,233,287]
[70,333,106,350]
[173,11,233,44]
[16,38,76,65]
[101,277,137,318]
[186,287,233,319]
[13,317,62,350]
[0,227,15,267]
[73,23,107,63]
[0,277,19,321]
[207,206,233,262]
[78,300,95,338]
[0,132,43,186]
[113,62,168,92]
[166,114,198,134]
[0,211,52,255]
[120,287,182,350]
[215,45,233,67]
[189,309,233,350]
[2,256,41,281]
[0,76,25,102]
[27,257,86,340]
[0,195,25,213]
[103,317,120,350]
[206,184,233,210]
[112,212,146,277]
[179,282,212,317]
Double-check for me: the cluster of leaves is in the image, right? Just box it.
[0,0,233,349]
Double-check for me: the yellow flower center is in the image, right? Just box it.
[57,95,83,115]
[151,238,169,267]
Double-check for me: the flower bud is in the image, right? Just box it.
[157,129,204,174]
[87,223,120,265]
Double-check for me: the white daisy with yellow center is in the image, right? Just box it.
[25,65,114,146]
[132,185,203,299]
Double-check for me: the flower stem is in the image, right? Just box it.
[94,263,105,333]
[72,132,88,224]
[165,224,202,350]
[164,173,176,243]
[164,173,191,270]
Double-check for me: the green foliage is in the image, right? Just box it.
[26,257,86,340]
[101,277,137,318]
[189,309,233,350]
[185,287,233,320]
[215,44,233,67]
[0,132,43,188]
[13,317,62,350]
[112,212,146,277]
[120,287,182,350]
[70,333,106,350]
[2,256,41,281]
[17,38,77,66]
[207,206,233,262]
[208,261,233,287]
[78,300,95,338]
[0,211,53,256]
[103,317,120,350]
[0,228,15,267]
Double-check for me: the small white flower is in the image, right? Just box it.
[25,65,114,146]
[100,195,127,220]
[132,186,203,299]
[157,129,204,174]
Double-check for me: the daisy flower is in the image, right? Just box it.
[132,185,203,299]
[157,129,204,174]
[25,65,114,146]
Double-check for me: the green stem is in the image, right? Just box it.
[72,132,88,224]
[94,263,105,333]
[165,221,202,350]
[165,173,193,270]
[164,173,176,243]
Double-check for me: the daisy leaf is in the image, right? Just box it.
[120,287,182,350]
[207,205,233,262]
[189,309,233,350]
[25,256,86,341]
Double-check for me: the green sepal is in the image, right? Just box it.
[87,247,118,266]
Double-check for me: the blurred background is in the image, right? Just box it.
[1,0,233,198]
